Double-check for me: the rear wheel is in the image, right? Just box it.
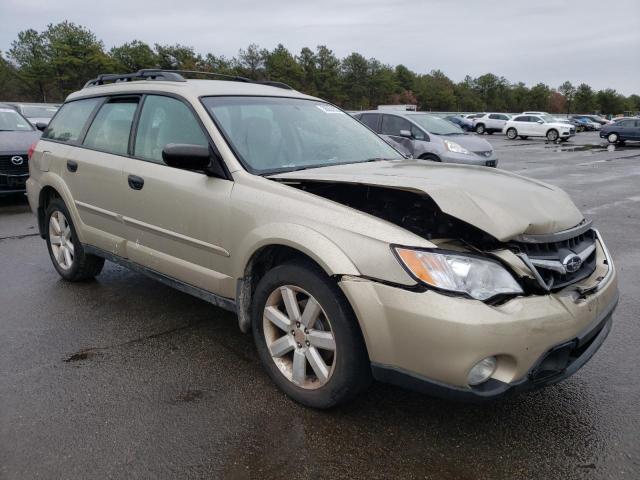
[519,136,529,140]
[506,128,518,139]
[546,129,559,142]
[607,132,619,144]
[45,198,104,281]
[251,262,371,408]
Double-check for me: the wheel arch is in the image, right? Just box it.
[36,178,78,239]
[234,225,360,333]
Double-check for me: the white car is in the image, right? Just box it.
[472,113,511,135]
[503,114,575,141]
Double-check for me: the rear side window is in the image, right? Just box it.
[359,113,380,132]
[43,98,101,143]
[83,98,139,155]
[134,95,208,163]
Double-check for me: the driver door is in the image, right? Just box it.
[118,94,235,298]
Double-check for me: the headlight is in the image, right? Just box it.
[394,248,523,301]
[443,139,471,155]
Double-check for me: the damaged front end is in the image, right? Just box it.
[273,178,605,302]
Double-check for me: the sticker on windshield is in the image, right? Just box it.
[316,104,343,114]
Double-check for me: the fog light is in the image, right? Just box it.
[468,356,497,386]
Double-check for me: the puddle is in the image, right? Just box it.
[64,349,96,362]
[546,142,639,153]
[175,389,205,402]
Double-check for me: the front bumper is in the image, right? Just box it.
[442,150,498,167]
[339,235,618,400]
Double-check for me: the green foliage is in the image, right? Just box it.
[1,22,637,114]
[110,40,158,71]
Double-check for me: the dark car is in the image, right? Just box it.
[445,115,473,131]
[0,105,41,195]
[600,118,640,144]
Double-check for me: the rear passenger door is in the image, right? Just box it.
[118,94,235,298]
[48,96,133,252]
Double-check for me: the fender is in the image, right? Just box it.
[234,222,360,280]
[233,223,361,333]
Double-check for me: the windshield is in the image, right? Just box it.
[0,108,34,131]
[21,105,58,118]
[407,114,464,135]
[202,96,403,174]
[539,114,557,123]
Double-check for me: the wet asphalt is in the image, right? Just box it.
[1,132,639,479]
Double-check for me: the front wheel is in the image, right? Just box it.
[546,129,559,141]
[506,128,518,139]
[475,124,485,134]
[607,132,619,144]
[419,153,441,162]
[251,262,371,408]
[519,135,529,140]
[45,198,104,281]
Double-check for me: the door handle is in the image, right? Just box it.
[127,174,144,190]
[66,160,78,172]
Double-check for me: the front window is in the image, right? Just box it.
[201,96,403,174]
[0,107,34,132]
[407,114,464,135]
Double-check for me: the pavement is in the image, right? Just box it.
[1,132,639,479]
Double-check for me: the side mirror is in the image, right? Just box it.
[35,122,47,132]
[537,120,544,124]
[399,129,412,138]
[162,143,226,178]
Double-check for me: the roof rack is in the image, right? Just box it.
[83,69,294,90]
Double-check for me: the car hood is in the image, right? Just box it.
[436,133,493,152]
[0,130,41,155]
[270,160,584,241]
[547,122,572,129]
[26,117,50,125]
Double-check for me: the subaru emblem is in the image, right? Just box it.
[563,254,582,273]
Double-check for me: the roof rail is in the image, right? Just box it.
[83,69,294,90]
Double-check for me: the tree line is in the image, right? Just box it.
[1,21,638,115]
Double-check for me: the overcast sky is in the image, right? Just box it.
[1,0,639,94]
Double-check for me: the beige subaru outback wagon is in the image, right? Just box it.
[26,70,618,408]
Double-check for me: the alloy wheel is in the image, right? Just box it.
[263,285,336,389]
[49,210,74,270]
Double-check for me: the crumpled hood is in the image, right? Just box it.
[270,160,584,241]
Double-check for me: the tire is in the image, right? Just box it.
[546,129,559,142]
[251,261,371,408]
[519,136,529,140]
[418,153,441,162]
[486,130,494,135]
[506,128,518,139]
[45,198,104,281]
[607,132,619,144]
[475,124,485,134]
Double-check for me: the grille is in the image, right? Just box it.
[511,229,597,291]
[473,151,493,158]
[0,154,29,176]
[570,127,576,134]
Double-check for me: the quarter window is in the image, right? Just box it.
[134,95,208,163]
[83,98,139,155]
[43,98,101,143]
